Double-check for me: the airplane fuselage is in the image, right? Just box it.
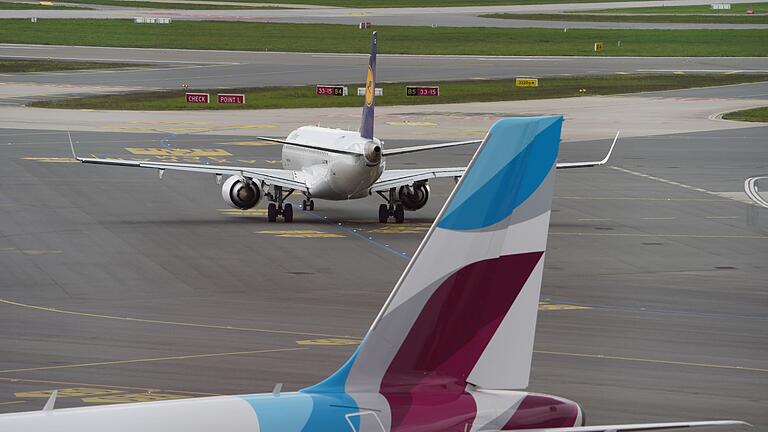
[281,126,385,200]
[0,389,582,432]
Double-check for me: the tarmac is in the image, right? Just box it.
[0,125,765,428]
[2,45,768,93]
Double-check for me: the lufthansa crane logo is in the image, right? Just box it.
[365,66,374,107]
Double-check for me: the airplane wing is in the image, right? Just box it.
[70,133,307,192]
[382,139,482,157]
[370,131,620,191]
[513,420,751,432]
[370,167,464,192]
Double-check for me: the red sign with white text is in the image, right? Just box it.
[185,93,210,104]
[217,93,245,104]
[316,85,346,96]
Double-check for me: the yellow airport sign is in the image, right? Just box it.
[594,42,605,52]
[39,1,54,5]
[515,78,539,88]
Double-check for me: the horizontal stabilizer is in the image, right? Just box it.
[382,139,482,157]
[256,136,363,156]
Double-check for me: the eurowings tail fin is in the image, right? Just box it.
[306,115,562,396]
[359,31,377,140]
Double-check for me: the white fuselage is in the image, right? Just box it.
[281,126,385,200]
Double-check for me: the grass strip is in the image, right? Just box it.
[585,3,768,14]
[1,20,767,57]
[63,0,287,9]
[0,1,86,8]
[722,106,768,122]
[0,59,144,73]
[481,13,768,24]
[28,74,768,111]
[164,0,649,6]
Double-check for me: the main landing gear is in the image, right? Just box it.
[301,198,315,211]
[266,186,295,223]
[377,188,405,224]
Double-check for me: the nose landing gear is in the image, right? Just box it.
[301,198,315,211]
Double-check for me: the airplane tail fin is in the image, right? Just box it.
[359,31,377,140]
[305,115,562,397]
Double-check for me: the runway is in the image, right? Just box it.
[3,44,768,93]
[0,125,765,428]
[1,0,767,28]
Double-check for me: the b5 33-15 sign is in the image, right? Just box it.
[406,86,439,97]
[316,85,348,96]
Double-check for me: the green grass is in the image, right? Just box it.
[586,3,768,14]
[0,59,143,73]
[179,0,644,6]
[722,106,768,122]
[481,12,768,24]
[0,1,86,8]
[28,74,768,111]
[62,0,286,9]
[1,20,767,57]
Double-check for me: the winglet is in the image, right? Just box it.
[555,130,619,170]
[598,130,620,165]
[42,390,57,412]
[68,131,82,162]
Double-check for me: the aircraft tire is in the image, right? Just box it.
[378,204,389,223]
[309,200,315,211]
[394,204,405,224]
[267,203,278,222]
[283,203,294,223]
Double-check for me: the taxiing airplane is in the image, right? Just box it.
[70,32,616,224]
[5,115,748,432]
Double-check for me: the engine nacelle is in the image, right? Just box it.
[398,183,430,211]
[221,176,261,210]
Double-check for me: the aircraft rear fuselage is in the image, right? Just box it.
[281,125,385,200]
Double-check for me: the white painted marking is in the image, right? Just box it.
[745,176,768,208]
[611,166,754,205]
[0,54,239,65]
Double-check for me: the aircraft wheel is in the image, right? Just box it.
[267,203,278,222]
[301,200,308,211]
[309,200,315,211]
[283,203,294,223]
[394,204,405,224]
[378,204,389,223]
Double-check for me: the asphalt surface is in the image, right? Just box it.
[0,125,765,429]
[2,44,768,93]
[1,0,767,28]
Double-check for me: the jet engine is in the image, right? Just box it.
[221,176,261,210]
[364,141,382,166]
[398,183,430,211]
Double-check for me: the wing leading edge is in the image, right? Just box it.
[370,131,620,192]
[69,132,307,192]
